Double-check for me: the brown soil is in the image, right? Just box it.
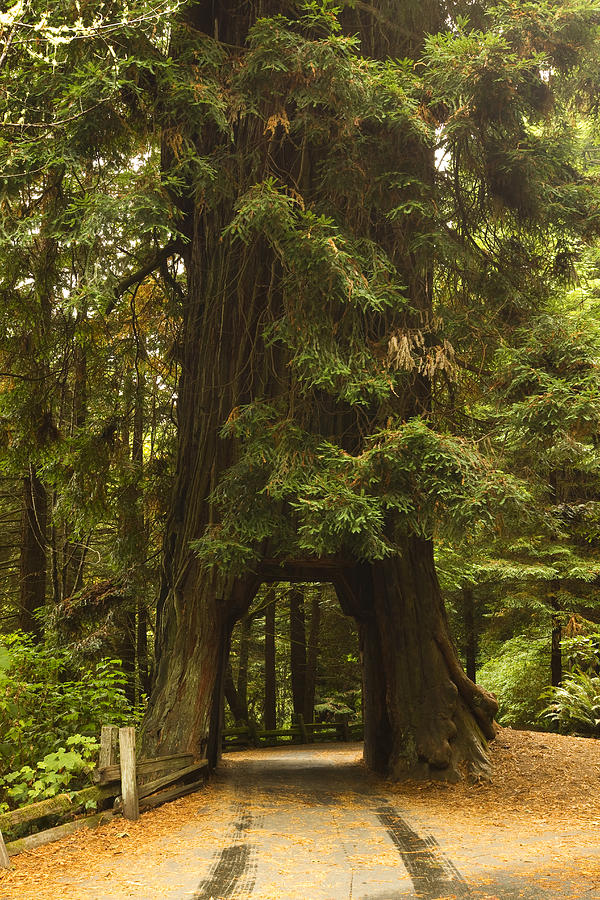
[0,728,598,899]
[385,726,600,829]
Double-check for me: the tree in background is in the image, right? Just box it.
[225,582,359,730]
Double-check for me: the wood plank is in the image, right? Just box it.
[119,727,139,822]
[0,785,117,832]
[259,728,299,737]
[137,762,209,801]
[99,725,119,769]
[139,778,206,810]
[0,830,9,869]
[96,753,194,785]
[5,811,114,856]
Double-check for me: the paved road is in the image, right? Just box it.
[58,744,600,899]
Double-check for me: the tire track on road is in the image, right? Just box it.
[193,804,261,899]
[375,804,471,899]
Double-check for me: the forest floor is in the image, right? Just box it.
[1,728,599,900]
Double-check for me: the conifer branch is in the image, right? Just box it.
[107,241,183,314]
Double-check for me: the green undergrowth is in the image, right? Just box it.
[0,632,141,812]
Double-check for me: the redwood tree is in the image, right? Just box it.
[134,0,600,779]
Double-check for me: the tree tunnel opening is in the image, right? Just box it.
[146,547,498,782]
[223,581,362,750]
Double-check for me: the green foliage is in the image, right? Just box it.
[0,633,138,778]
[478,632,550,727]
[194,410,531,573]
[540,669,600,735]
[0,736,98,811]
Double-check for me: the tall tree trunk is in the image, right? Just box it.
[551,598,562,688]
[117,365,147,702]
[289,586,306,721]
[463,586,477,683]
[355,541,497,781]
[225,659,248,724]
[143,0,499,779]
[62,334,88,599]
[137,603,151,699]
[264,589,277,730]
[19,471,47,638]
[237,614,251,715]
[304,590,320,724]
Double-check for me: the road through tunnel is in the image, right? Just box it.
[218,568,366,766]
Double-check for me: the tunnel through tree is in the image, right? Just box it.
[139,0,594,780]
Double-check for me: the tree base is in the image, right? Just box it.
[356,539,498,783]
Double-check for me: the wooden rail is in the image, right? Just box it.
[0,725,209,867]
[222,715,363,750]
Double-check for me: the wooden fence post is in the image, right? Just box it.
[296,713,308,744]
[99,725,119,770]
[341,714,351,742]
[248,720,260,748]
[0,829,10,868]
[119,727,139,821]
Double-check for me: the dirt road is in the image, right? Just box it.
[2,740,599,899]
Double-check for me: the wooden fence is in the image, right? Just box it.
[222,715,363,750]
[0,725,208,867]
[1,718,363,866]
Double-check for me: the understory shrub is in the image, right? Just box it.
[477,632,549,727]
[0,632,140,796]
[0,735,99,813]
[539,669,600,735]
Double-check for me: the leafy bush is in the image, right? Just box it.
[0,632,139,781]
[477,632,549,727]
[0,735,99,812]
[562,631,600,674]
[539,669,600,735]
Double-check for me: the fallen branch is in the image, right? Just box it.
[4,810,115,857]
[0,784,117,832]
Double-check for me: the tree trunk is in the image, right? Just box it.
[137,603,151,699]
[19,471,47,638]
[264,589,277,730]
[225,659,248,724]
[463,586,477,683]
[62,329,88,599]
[358,540,497,781]
[117,608,137,704]
[289,586,307,721]
[304,590,320,724]
[237,614,251,714]
[551,601,562,688]
[143,565,256,757]
[143,0,499,779]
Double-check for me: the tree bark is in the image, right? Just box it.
[62,324,88,600]
[142,0,499,780]
[137,603,151,698]
[264,589,277,730]
[19,471,47,638]
[551,600,562,688]
[463,586,477,683]
[289,586,307,721]
[357,540,497,781]
[237,614,252,714]
[225,659,248,724]
[304,590,320,724]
